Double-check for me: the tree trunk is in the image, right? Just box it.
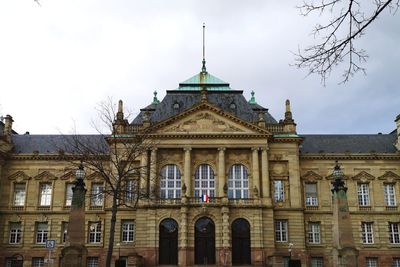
[106,194,118,267]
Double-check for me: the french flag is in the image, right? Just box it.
[201,194,209,202]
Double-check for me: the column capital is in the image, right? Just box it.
[251,147,260,151]
[151,147,158,152]
[218,147,226,152]
[261,146,269,152]
[183,147,192,152]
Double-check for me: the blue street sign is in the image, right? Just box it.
[45,240,56,250]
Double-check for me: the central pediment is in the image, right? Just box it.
[152,102,271,136]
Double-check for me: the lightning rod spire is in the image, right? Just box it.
[202,23,207,73]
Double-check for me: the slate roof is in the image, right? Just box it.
[131,90,278,125]
[300,133,398,154]
[11,135,108,154]
[178,71,231,91]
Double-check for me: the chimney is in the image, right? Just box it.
[395,114,400,150]
[4,115,14,143]
[112,100,128,134]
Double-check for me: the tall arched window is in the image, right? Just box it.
[194,164,215,197]
[228,164,249,199]
[160,165,181,199]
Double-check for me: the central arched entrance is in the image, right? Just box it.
[159,219,178,265]
[195,217,215,265]
[232,218,251,265]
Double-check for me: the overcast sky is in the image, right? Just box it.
[0,1,399,135]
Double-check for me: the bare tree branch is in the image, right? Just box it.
[295,0,399,84]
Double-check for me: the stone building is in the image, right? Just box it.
[0,64,399,267]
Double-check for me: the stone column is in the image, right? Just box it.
[218,147,226,198]
[220,206,231,266]
[183,148,192,197]
[252,147,260,198]
[140,151,148,195]
[149,148,157,198]
[179,206,189,267]
[261,147,270,198]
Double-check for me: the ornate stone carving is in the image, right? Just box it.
[164,112,244,133]
[301,170,323,181]
[270,162,288,176]
[378,171,400,182]
[34,171,57,180]
[8,171,31,181]
[351,171,375,182]
[60,171,76,181]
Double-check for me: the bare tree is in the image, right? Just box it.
[295,0,399,84]
[61,98,156,267]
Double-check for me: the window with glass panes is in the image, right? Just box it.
[89,222,101,243]
[194,164,215,197]
[90,184,104,207]
[121,221,135,242]
[393,258,400,267]
[311,257,324,267]
[39,183,52,206]
[358,183,370,206]
[160,164,181,199]
[275,220,288,242]
[125,179,137,203]
[305,183,318,206]
[65,184,74,206]
[87,257,99,267]
[9,222,21,244]
[274,180,284,202]
[32,257,44,267]
[384,184,396,207]
[36,222,48,244]
[361,222,374,244]
[308,222,321,244]
[366,257,378,267]
[13,183,26,206]
[228,164,249,199]
[62,222,68,243]
[389,222,400,244]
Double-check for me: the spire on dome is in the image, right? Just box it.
[201,23,207,73]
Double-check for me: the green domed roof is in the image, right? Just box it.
[178,70,231,91]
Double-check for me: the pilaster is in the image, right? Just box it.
[218,147,226,198]
[183,147,192,197]
[252,147,260,198]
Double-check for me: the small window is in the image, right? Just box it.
[275,220,288,242]
[389,222,400,244]
[173,102,180,110]
[62,222,69,243]
[65,184,74,206]
[90,184,104,207]
[121,220,135,242]
[366,257,378,267]
[384,184,396,207]
[13,183,26,206]
[39,183,52,206]
[9,222,22,244]
[308,222,321,244]
[32,257,45,267]
[88,222,102,243]
[358,183,370,206]
[87,257,99,267]
[305,183,318,206]
[393,258,400,267]
[311,257,324,267]
[229,102,236,109]
[361,222,374,244]
[125,180,137,203]
[274,180,284,202]
[36,222,48,244]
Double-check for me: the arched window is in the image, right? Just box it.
[194,164,215,197]
[228,164,249,199]
[160,165,181,199]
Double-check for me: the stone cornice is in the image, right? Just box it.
[148,133,270,139]
[300,154,400,161]
[8,154,109,161]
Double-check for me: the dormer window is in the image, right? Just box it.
[173,102,180,110]
[229,102,236,110]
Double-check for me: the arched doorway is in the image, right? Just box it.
[232,218,251,265]
[159,219,178,265]
[195,217,215,265]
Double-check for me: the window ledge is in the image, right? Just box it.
[10,206,25,211]
[37,206,51,211]
[89,206,103,210]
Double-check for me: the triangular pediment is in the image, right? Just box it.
[152,102,271,136]
[34,171,57,181]
[378,171,400,182]
[8,171,31,181]
[351,171,375,181]
[301,171,323,181]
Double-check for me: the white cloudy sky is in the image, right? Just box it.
[0,0,399,134]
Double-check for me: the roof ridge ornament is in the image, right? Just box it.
[201,23,207,73]
[248,91,257,104]
[152,91,160,105]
